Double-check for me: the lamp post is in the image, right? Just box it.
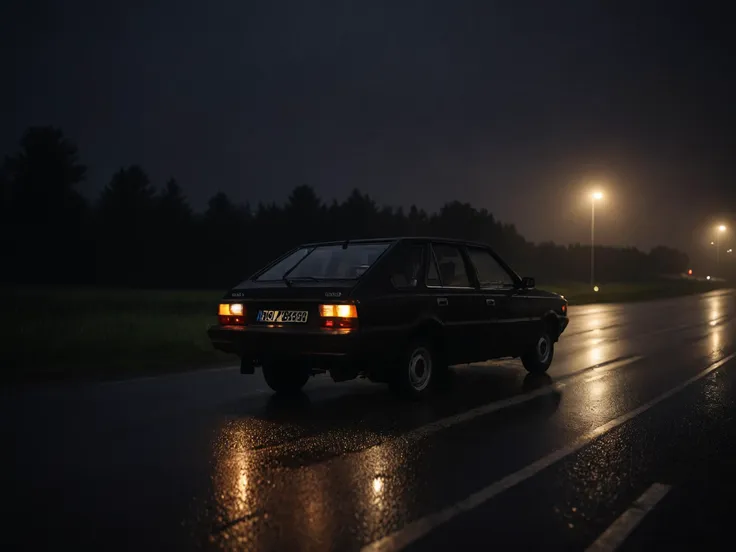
[591,191,603,288]
[716,224,727,272]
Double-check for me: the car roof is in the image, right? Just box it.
[300,237,493,248]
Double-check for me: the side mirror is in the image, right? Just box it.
[521,276,535,289]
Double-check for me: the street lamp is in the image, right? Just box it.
[590,191,603,288]
[716,224,727,270]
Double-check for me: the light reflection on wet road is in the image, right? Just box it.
[5,290,736,551]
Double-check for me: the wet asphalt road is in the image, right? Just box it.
[5,290,736,551]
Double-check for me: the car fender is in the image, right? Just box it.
[540,309,565,341]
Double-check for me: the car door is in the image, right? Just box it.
[465,246,526,358]
[355,240,431,359]
[427,242,485,364]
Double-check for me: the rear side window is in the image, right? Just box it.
[256,248,312,281]
[389,245,425,289]
[254,243,391,281]
[467,248,515,288]
[430,244,472,287]
[426,254,441,286]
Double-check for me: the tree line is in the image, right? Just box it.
[1,127,690,289]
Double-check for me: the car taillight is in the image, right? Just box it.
[319,304,357,318]
[218,303,246,326]
[319,303,358,330]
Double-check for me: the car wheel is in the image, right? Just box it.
[262,361,310,394]
[390,339,439,398]
[521,330,554,374]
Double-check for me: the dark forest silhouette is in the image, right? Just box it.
[1,127,691,289]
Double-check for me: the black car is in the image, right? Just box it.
[208,237,569,397]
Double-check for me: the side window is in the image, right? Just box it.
[467,248,515,288]
[431,244,472,287]
[389,245,425,289]
[426,251,441,286]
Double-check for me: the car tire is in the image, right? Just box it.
[521,329,554,374]
[389,339,440,399]
[262,361,310,394]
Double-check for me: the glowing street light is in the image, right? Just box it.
[715,224,728,269]
[590,191,604,288]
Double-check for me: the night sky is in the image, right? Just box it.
[3,1,735,253]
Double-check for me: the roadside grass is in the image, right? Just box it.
[2,288,228,384]
[1,280,729,383]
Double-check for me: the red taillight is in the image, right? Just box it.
[319,303,358,330]
[218,303,246,326]
[322,318,358,329]
[219,315,246,325]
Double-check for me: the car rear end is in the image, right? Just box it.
[207,240,395,381]
[208,296,361,364]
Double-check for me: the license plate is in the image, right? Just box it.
[256,310,309,323]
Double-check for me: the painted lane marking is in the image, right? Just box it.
[585,483,672,552]
[399,356,643,441]
[361,352,736,552]
[247,356,644,455]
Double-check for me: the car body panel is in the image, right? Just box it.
[207,236,569,383]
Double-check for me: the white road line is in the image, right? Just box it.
[249,356,644,455]
[404,356,642,441]
[361,352,736,552]
[585,483,672,552]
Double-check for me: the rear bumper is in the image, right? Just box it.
[208,325,363,360]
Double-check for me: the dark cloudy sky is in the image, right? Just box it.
[3,1,735,253]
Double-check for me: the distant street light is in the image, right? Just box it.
[716,224,727,270]
[590,191,603,288]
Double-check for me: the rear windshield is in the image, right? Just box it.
[255,243,391,281]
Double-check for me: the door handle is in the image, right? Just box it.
[437,297,449,307]
[486,298,496,306]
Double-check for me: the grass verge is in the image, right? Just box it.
[2,288,227,384]
[1,280,729,384]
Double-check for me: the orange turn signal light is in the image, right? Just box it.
[319,304,358,318]
[219,303,244,316]
[218,303,245,326]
